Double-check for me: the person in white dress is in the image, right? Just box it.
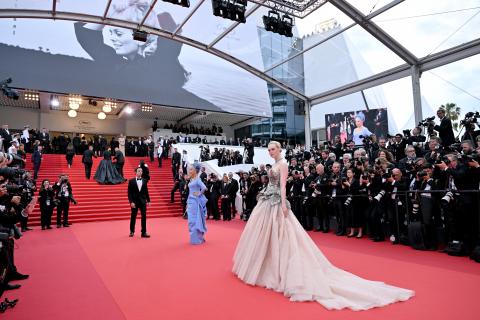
[232,141,414,311]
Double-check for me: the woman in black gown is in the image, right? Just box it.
[94,148,126,184]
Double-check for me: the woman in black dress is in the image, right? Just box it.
[94,148,126,184]
[66,143,75,168]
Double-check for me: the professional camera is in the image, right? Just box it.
[418,116,435,127]
[402,129,411,138]
[0,78,19,100]
[0,167,26,180]
[417,170,428,178]
[441,191,455,206]
[460,111,479,126]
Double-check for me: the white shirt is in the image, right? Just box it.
[8,146,17,154]
[136,178,143,191]
[22,129,29,143]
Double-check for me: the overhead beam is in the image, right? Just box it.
[0,9,307,101]
[310,37,480,105]
[231,117,261,130]
[52,0,56,16]
[328,0,418,65]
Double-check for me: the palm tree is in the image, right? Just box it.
[439,103,461,132]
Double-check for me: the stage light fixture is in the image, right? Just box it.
[262,10,294,37]
[98,111,107,120]
[67,109,77,118]
[24,91,39,101]
[133,30,148,42]
[102,105,112,113]
[212,0,247,23]
[69,95,82,110]
[51,96,60,107]
[125,106,133,114]
[163,0,190,8]
[141,104,153,112]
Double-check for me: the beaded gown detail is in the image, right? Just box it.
[232,165,414,311]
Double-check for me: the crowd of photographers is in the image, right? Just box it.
[0,147,77,312]
[236,109,480,262]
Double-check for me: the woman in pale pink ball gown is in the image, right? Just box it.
[232,141,414,311]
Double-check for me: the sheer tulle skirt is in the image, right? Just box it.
[232,198,414,311]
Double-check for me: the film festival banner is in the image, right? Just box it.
[325,108,389,145]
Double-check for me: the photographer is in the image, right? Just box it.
[206,173,221,220]
[384,168,408,244]
[388,134,407,162]
[433,109,455,147]
[243,138,254,164]
[329,162,346,236]
[38,179,55,230]
[53,174,77,228]
[435,154,479,256]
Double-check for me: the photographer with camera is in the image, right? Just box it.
[206,173,221,220]
[424,137,444,165]
[460,112,480,142]
[328,162,347,236]
[383,168,408,244]
[433,109,455,147]
[53,174,77,228]
[38,179,55,230]
[435,153,479,256]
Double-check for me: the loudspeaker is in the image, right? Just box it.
[133,30,148,42]
[294,100,305,115]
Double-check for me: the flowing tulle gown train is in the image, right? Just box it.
[233,166,414,311]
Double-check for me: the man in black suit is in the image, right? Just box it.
[82,145,96,179]
[171,147,181,179]
[228,172,239,218]
[434,109,455,146]
[128,167,151,238]
[31,145,43,180]
[114,146,125,178]
[0,124,12,152]
[39,128,50,152]
[244,138,254,164]
[53,174,77,228]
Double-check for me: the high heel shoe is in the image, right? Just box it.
[347,233,355,238]
[356,234,363,239]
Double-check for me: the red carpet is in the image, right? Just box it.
[25,154,182,225]
[6,218,480,320]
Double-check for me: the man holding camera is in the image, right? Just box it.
[53,174,77,228]
[434,109,455,147]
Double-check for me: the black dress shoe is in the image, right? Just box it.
[57,225,62,228]
[9,272,29,281]
[314,228,322,232]
[373,237,384,242]
[129,232,134,237]
[41,226,46,230]
[322,229,330,233]
[63,224,70,228]
[47,226,52,229]
[24,227,33,231]
[4,283,21,290]
[141,233,151,238]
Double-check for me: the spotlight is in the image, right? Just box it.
[141,104,153,112]
[212,0,247,23]
[69,95,82,110]
[103,100,117,113]
[262,10,294,37]
[102,105,112,113]
[51,96,60,107]
[133,30,148,42]
[98,112,106,120]
[125,106,133,114]
[24,91,39,101]
[0,78,19,100]
[69,103,80,110]
[163,0,190,8]
[67,109,77,118]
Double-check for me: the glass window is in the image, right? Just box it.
[421,54,480,134]
[373,0,480,57]
[56,0,110,16]
[268,24,404,97]
[0,0,52,10]
[106,0,156,23]
[142,0,202,33]
[180,1,237,45]
[346,0,396,15]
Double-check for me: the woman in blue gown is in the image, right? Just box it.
[187,162,208,244]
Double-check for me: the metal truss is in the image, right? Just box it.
[248,0,327,18]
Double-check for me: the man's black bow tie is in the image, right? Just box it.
[137,178,142,181]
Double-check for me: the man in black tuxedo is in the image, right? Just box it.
[31,145,43,180]
[82,145,96,179]
[114,146,125,178]
[228,172,239,218]
[0,124,12,152]
[434,109,455,146]
[53,174,77,228]
[39,128,50,152]
[171,147,181,179]
[128,167,151,238]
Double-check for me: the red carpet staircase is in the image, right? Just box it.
[26,154,182,226]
